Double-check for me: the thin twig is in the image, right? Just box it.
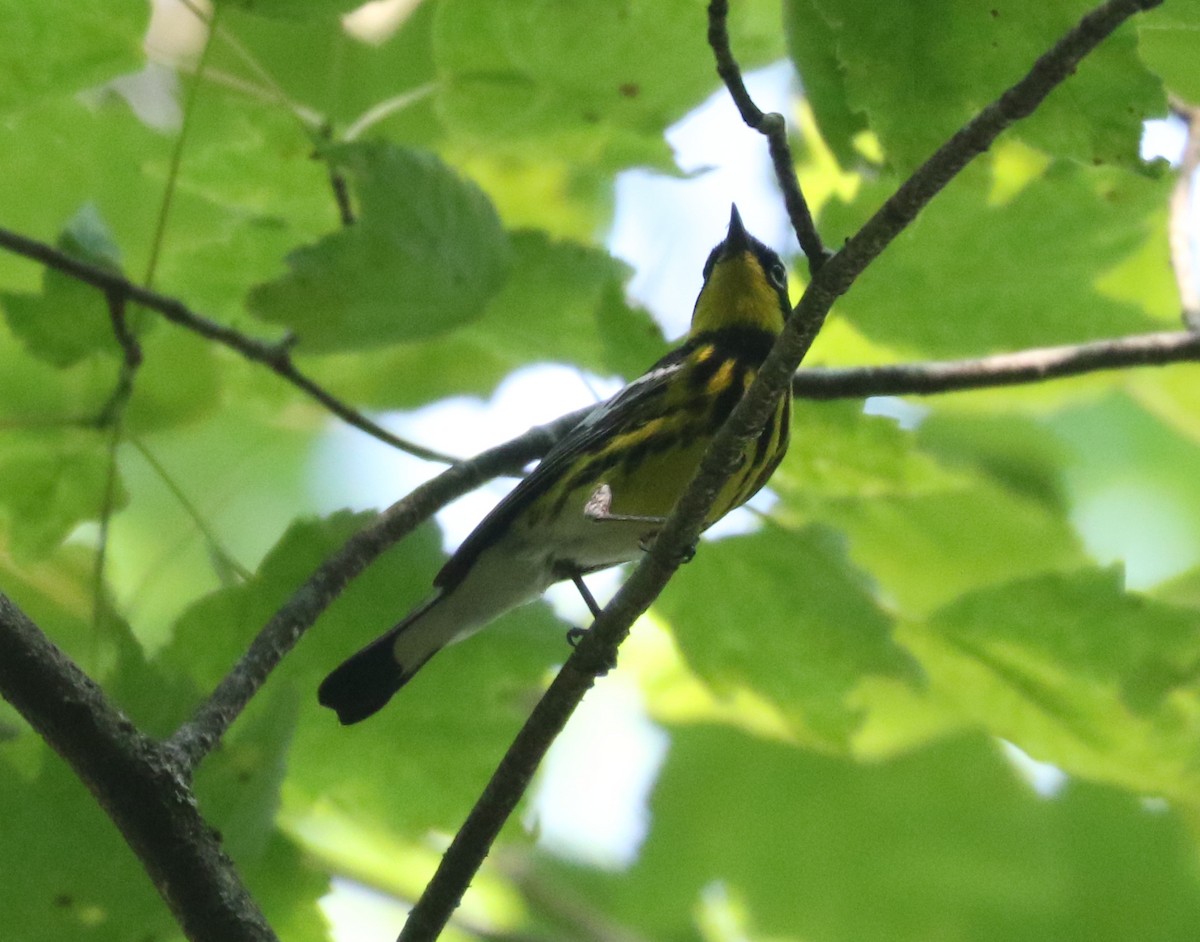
[792,329,1200,398]
[0,226,458,464]
[343,84,436,141]
[0,593,278,942]
[707,0,828,273]
[94,289,143,427]
[1168,98,1200,328]
[395,2,1163,939]
[91,290,143,648]
[167,406,589,770]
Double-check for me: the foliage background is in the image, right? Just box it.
[2,0,1200,940]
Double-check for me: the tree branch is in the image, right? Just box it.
[707,0,828,273]
[792,329,1200,398]
[0,226,457,464]
[168,406,590,770]
[0,593,276,942]
[395,1,1163,938]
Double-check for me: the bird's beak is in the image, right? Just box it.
[725,203,750,254]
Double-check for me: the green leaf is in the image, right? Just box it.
[773,402,1086,614]
[657,525,919,748]
[1,205,126,368]
[894,569,1200,808]
[303,230,667,408]
[433,0,783,168]
[210,2,439,137]
[0,0,148,116]
[820,161,1168,358]
[1138,1,1200,101]
[0,430,124,562]
[215,0,364,19]
[803,0,1163,173]
[0,750,178,942]
[247,141,512,351]
[1048,392,1200,588]
[600,728,1200,941]
[783,0,869,168]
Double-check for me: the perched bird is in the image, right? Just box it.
[319,205,792,724]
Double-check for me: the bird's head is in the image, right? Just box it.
[690,204,791,338]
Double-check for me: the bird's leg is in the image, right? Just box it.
[570,571,603,621]
[586,484,698,563]
[562,571,617,674]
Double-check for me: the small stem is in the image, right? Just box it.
[706,0,828,273]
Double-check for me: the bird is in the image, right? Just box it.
[318,205,792,724]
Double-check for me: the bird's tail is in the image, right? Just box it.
[317,594,444,725]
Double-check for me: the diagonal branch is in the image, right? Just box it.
[394,1,1163,939]
[168,406,590,770]
[0,593,277,942]
[0,226,457,464]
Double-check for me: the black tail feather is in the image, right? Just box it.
[317,631,409,725]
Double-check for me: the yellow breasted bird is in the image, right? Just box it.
[319,205,791,723]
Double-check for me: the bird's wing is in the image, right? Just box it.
[434,350,689,591]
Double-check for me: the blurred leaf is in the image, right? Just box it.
[657,525,919,748]
[585,728,1200,941]
[890,569,1200,808]
[820,161,1168,357]
[1154,566,1200,609]
[773,402,1086,613]
[0,0,148,116]
[0,430,124,562]
[432,0,782,168]
[800,0,1162,174]
[247,141,512,351]
[783,0,869,168]
[916,411,1070,513]
[1,205,126,368]
[305,230,666,408]
[215,0,363,19]
[211,2,439,136]
[0,750,178,942]
[1048,392,1200,588]
[1138,1,1200,101]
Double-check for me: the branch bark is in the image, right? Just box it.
[0,593,276,942]
[792,329,1200,398]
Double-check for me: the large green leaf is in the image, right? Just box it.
[164,510,567,840]
[1138,0,1200,100]
[593,729,1200,941]
[303,230,667,408]
[794,0,1163,174]
[0,0,148,116]
[773,401,1086,614]
[820,160,1169,357]
[247,141,512,351]
[891,569,1200,809]
[433,0,783,168]
[656,525,919,748]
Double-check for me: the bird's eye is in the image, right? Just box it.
[769,262,787,289]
